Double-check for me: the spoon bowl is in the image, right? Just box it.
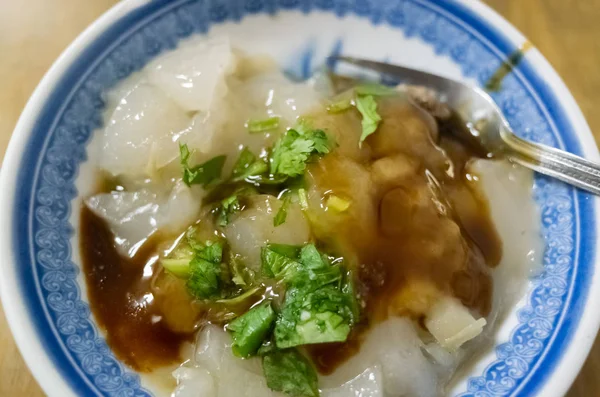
[334,56,600,195]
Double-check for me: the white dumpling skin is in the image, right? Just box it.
[172,367,216,397]
[147,37,236,112]
[321,318,440,397]
[99,82,191,176]
[85,182,202,258]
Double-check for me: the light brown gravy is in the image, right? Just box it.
[81,94,502,376]
[304,97,502,373]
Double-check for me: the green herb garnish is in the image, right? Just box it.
[160,258,192,278]
[270,129,331,177]
[262,349,319,397]
[217,194,241,227]
[229,254,254,287]
[355,95,381,146]
[232,147,269,182]
[259,243,356,349]
[274,195,290,227]
[160,232,198,277]
[186,241,224,299]
[227,301,276,358]
[247,116,280,133]
[261,243,302,279]
[299,244,325,269]
[274,285,354,348]
[179,143,226,186]
[327,98,353,114]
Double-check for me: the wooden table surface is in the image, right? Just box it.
[1,0,599,396]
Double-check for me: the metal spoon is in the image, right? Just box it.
[332,56,600,195]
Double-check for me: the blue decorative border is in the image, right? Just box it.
[11,0,594,396]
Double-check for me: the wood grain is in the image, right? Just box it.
[0,0,598,396]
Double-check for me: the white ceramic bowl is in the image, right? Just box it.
[1,1,599,396]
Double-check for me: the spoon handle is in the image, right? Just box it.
[501,129,600,195]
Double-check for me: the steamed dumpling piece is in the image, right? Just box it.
[85,181,202,258]
[97,37,237,177]
[147,36,236,112]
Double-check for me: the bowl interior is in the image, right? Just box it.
[3,0,598,396]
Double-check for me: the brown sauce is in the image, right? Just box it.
[81,92,503,376]
[80,206,193,371]
[304,97,502,373]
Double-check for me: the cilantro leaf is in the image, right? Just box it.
[327,98,353,114]
[274,196,290,227]
[257,339,277,356]
[355,95,381,146]
[274,285,354,348]
[229,254,254,287]
[262,349,319,397]
[227,301,276,358]
[161,239,195,278]
[261,243,302,279]
[196,240,223,263]
[187,257,221,299]
[160,258,191,278]
[299,244,326,269]
[186,241,223,299]
[232,147,268,182]
[217,194,241,227]
[270,129,332,177]
[304,129,331,155]
[179,143,226,186]
[247,116,280,133]
[265,243,302,259]
[288,266,342,291]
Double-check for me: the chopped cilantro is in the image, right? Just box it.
[232,147,269,182]
[227,301,275,358]
[299,244,326,269]
[256,339,276,356]
[179,143,226,186]
[262,349,319,397]
[160,258,191,278]
[327,98,353,114]
[259,243,357,349]
[217,194,241,227]
[355,95,381,146]
[229,254,254,287]
[274,285,354,348]
[261,243,302,279]
[274,196,290,227]
[270,129,331,177]
[247,116,281,133]
[186,241,224,299]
